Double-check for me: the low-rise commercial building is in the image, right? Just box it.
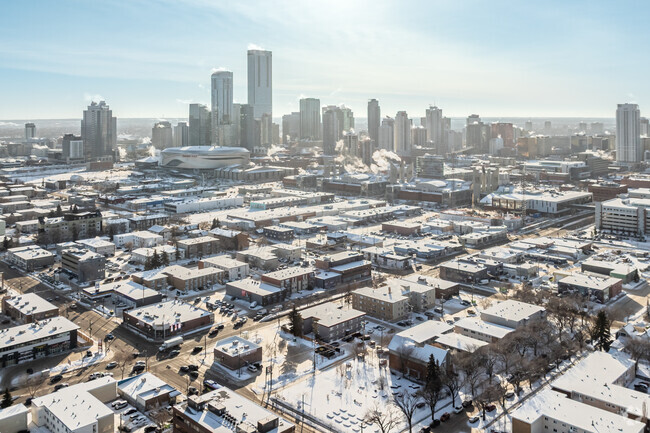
[123,300,213,341]
[558,274,623,302]
[0,316,79,367]
[261,266,314,293]
[173,387,295,433]
[76,237,116,256]
[400,274,461,299]
[114,230,164,249]
[118,372,180,411]
[262,225,294,242]
[2,293,58,323]
[581,258,639,283]
[213,336,262,371]
[6,245,55,271]
[225,278,285,306]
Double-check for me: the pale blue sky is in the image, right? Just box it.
[1,0,648,119]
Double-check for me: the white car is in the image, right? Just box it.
[453,406,464,414]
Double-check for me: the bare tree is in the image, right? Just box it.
[442,364,462,408]
[457,352,483,399]
[624,337,650,374]
[418,381,444,422]
[150,404,170,430]
[476,384,500,421]
[392,392,420,433]
[363,404,397,433]
[114,351,133,379]
[25,374,45,398]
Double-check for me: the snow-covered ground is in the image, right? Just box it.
[274,350,445,433]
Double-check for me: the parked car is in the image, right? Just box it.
[169,350,180,357]
[192,346,203,354]
[469,415,480,423]
[486,404,497,412]
[180,366,189,373]
[440,413,450,422]
[461,399,473,408]
[188,386,199,396]
[54,383,69,391]
[203,379,220,390]
[105,333,115,341]
[106,361,117,369]
[453,406,464,414]
[122,408,138,416]
[189,371,199,380]
[188,364,199,371]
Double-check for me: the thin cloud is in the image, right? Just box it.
[84,92,104,102]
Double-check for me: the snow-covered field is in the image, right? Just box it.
[275,351,441,432]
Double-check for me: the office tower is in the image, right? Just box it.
[417,155,445,178]
[489,137,504,155]
[641,117,649,137]
[425,106,443,145]
[394,111,411,156]
[174,122,189,147]
[358,137,374,167]
[579,122,587,132]
[151,121,173,149]
[299,98,321,140]
[231,103,242,146]
[590,122,604,135]
[281,112,301,144]
[616,103,641,163]
[343,130,359,157]
[211,70,234,145]
[466,114,487,153]
[440,117,451,154]
[240,104,259,150]
[81,101,117,160]
[379,117,394,151]
[490,122,515,147]
[525,120,533,131]
[272,123,280,145]
[367,99,380,145]
[62,134,83,162]
[340,106,354,131]
[322,107,340,155]
[544,121,552,135]
[260,113,272,146]
[411,126,427,146]
[247,49,272,119]
[188,104,211,146]
[25,123,36,139]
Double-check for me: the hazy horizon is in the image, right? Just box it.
[2,0,649,119]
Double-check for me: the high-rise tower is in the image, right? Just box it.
[81,101,117,160]
[616,103,641,163]
[247,49,272,120]
[211,70,234,145]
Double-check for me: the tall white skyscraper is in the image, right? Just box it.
[425,106,443,145]
[211,70,234,145]
[616,103,641,163]
[394,111,411,156]
[247,49,272,120]
[379,117,394,151]
[299,98,321,140]
[368,99,380,145]
[81,101,117,160]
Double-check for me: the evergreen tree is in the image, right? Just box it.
[1,388,12,408]
[144,254,152,271]
[592,310,612,351]
[419,355,444,421]
[288,306,303,337]
[211,218,219,229]
[107,224,116,241]
[55,204,63,217]
[174,246,181,262]
[2,237,9,250]
[151,250,161,268]
[71,224,79,241]
[72,204,79,213]
[161,251,170,267]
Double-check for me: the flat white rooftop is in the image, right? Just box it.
[480,300,545,323]
[126,300,212,327]
[3,293,57,315]
[300,302,366,328]
[512,389,644,433]
[395,321,453,344]
[0,316,78,351]
[454,317,514,339]
[214,336,260,357]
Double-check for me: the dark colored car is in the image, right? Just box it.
[180,366,190,373]
[188,364,199,371]
[49,374,63,384]
[192,346,203,353]
[189,371,199,380]
[440,413,450,422]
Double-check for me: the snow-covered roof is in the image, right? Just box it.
[434,333,488,352]
[395,321,453,344]
[480,300,545,323]
[387,335,448,365]
[512,389,644,433]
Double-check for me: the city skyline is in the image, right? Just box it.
[2,0,649,119]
